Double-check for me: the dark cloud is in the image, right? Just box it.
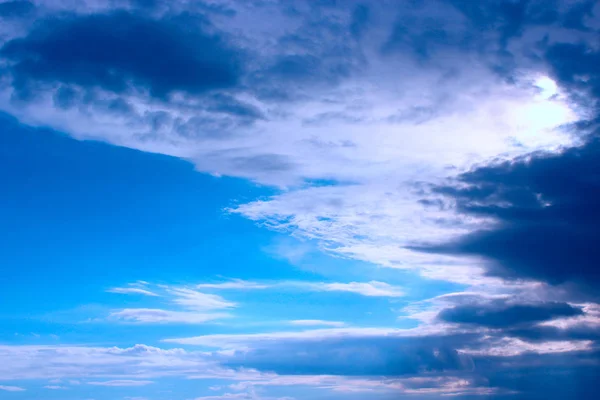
[206,94,265,120]
[415,139,600,290]
[383,17,454,60]
[439,301,582,328]
[223,335,475,376]
[546,42,600,103]
[410,2,600,295]
[476,351,600,400]
[509,324,600,343]
[0,11,242,98]
[52,86,77,110]
[216,330,599,399]
[246,2,365,103]
[302,111,365,126]
[349,4,369,40]
[231,154,296,174]
[561,0,596,30]
[448,0,540,42]
[0,1,34,19]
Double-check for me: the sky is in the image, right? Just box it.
[1,0,600,399]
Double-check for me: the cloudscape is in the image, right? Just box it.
[1,1,600,399]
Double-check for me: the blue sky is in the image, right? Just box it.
[1,1,600,399]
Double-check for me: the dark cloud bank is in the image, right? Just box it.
[405,2,600,397]
[417,34,600,294]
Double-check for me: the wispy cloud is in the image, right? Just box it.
[194,390,293,400]
[311,281,404,297]
[167,288,236,310]
[107,287,159,296]
[193,279,405,298]
[227,374,507,397]
[0,344,211,381]
[44,385,68,390]
[1,1,599,399]
[107,286,235,324]
[87,380,154,387]
[109,309,229,324]
[0,385,25,392]
[196,279,270,290]
[163,327,411,348]
[288,320,345,327]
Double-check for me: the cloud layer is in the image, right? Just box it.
[1,1,600,399]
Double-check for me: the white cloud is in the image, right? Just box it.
[0,385,25,392]
[87,380,154,387]
[288,320,345,327]
[44,385,68,390]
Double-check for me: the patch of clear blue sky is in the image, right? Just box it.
[0,112,462,349]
